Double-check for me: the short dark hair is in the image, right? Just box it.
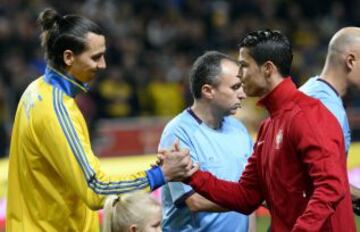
[38,8,104,69]
[239,29,293,76]
[189,51,235,99]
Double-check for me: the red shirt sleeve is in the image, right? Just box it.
[184,145,264,215]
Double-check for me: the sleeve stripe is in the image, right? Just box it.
[53,88,149,194]
[53,89,92,179]
[54,89,149,188]
[54,89,149,192]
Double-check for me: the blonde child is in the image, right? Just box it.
[103,192,162,232]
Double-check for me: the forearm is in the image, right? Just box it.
[185,192,228,212]
[291,155,346,231]
[291,186,344,231]
[185,170,261,215]
[79,167,155,209]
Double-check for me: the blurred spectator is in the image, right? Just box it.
[96,68,136,118]
[145,67,185,116]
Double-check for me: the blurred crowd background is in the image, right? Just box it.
[1,0,360,157]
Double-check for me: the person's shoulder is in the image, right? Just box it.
[23,76,46,92]
[294,85,320,104]
[299,76,322,93]
[300,76,336,101]
[160,109,199,145]
[20,77,53,106]
[21,78,59,122]
[163,109,198,133]
[293,90,337,122]
[300,76,317,88]
[278,90,322,123]
[291,92,342,139]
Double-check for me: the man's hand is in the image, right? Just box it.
[158,140,199,182]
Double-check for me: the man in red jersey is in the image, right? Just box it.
[177,30,355,231]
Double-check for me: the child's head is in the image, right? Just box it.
[103,192,162,232]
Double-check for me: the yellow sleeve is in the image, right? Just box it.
[40,89,151,210]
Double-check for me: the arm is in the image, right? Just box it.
[290,109,348,231]
[184,149,264,215]
[41,102,159,209]
[159,123,229,212]
[185,192,228,212]
[41,95,190,209]
[185,124,255,213]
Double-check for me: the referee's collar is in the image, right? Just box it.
[44,66,89,97]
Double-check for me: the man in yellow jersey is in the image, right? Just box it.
[6,8,197,232]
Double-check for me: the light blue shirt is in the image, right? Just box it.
[159,109,253,232]
[300,76,351,153]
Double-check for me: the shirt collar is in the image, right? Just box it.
[44,66,89,97]
[187,108,202,124]
[186,107,225,129]
[316,78,340,97]
[257,77,298,116]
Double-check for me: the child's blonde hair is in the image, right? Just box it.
[103,192,161,232]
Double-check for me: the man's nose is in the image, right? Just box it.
[237,86,246,99]
[98,57,106,69]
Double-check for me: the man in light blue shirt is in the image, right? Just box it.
[159,51,254,231]
[300,27,360,212]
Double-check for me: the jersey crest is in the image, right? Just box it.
[275,129,283,149]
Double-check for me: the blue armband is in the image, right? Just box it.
[146,166,166,191]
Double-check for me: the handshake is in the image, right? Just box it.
[156,139,199,182]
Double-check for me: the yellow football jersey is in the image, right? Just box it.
[6,67,164,231]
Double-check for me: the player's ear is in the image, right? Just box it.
[128,224,137,232]
[201,84,214,99]
[262,61,276,78]
[63,50,75,67]
[345,53,356,71]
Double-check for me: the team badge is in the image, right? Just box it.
[275,129,283,149]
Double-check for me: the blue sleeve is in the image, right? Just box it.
[146,166,166,191]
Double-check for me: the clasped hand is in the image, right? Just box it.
[157,139,199,182]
